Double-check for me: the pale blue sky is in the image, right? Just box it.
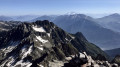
[0,0,120,16]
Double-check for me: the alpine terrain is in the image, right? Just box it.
[0,20,113,67]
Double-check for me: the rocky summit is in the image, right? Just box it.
[0,20,113,67]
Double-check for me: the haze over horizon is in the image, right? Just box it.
[0,0,120,18]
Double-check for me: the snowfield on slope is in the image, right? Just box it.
[36,36,48,43]
[32,25,46,32]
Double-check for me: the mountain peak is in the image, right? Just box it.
[34,20,53,26]
[0,20,109,67]
[65,12,88,18]
[66,12,78,15]
[110,13,120,17]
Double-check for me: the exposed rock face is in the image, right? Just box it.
[95,54,107,61]
[74,32,109,60]
[0,21,21,44]
[112,55,120,66]
[63,52,88,67]
[63,52,119,67]
[0,20,108,67]
[0,21,20,32]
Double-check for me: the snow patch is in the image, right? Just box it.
[6,57,15,66]
[69,34,75,39]
[35,39,38,41]
[80,53,86,58]
[65,38,68,41]
[65,57,72,60]
[71,36,75,39]
[49,60,64,67]
[93,64,99,67]
[0,28,8,31]
[47,33,50,37]
[14,60,32,67]
[87,56,94,66]
[37,64,44,67]
[0,56,15,67]
[32,25,46,32]
[2,58,32,67]
[37,47,43,51]
[53,26,56,29]
[71,55,75,58]
[0,22,9,26]
[0,41,20,56]
[21,45,33,59]
[26,63,32,67]
[40,45,43,46]
[36,36,48,43]
[66,12,77,15]
[0,60,7,67]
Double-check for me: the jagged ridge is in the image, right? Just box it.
[0,20,108,67]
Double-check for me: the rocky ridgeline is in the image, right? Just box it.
[0,21,20,32]
[0,21,21,41]
[63,52,119,67]
[0,20,113,67]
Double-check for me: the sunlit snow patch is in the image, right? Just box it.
[1,56,15,67]
[14,60,32,67]
[37,47,43,51]
[79,53,85,58]
[36,36,48,43]
[37,64,44,67]
[47,33,50,37]
[0,41,20,56]
[32,25,46,32]
[21,45,33,59]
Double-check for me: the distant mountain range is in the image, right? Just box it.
[96,13,120,32]
[51,14,120,50]
[1,13,120,50]
[0,16,13,21]
[31,15,57,22]
[105,48,120,58]
[0,15,39,21]
[12,15,39,21]
[97,13,120,23]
